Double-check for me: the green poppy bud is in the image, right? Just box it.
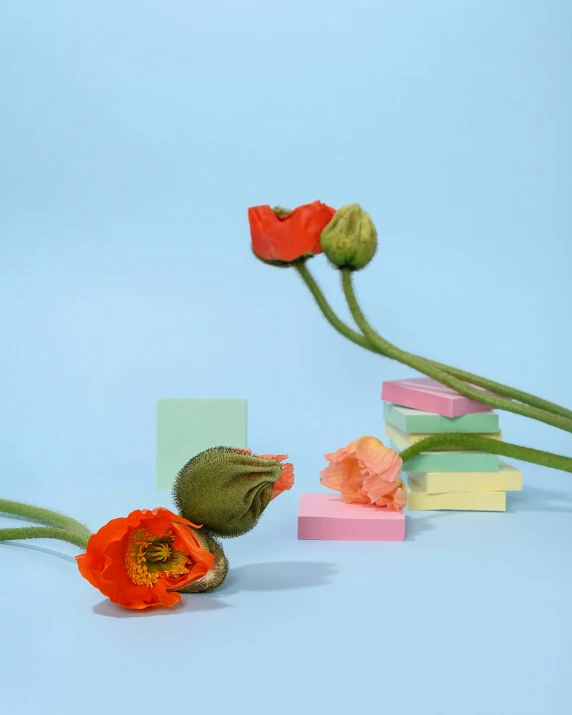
[173,447,294,538]
[320,204,377,270]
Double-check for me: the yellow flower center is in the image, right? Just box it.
[125,527,192,587]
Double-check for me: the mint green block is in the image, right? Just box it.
[389,440,500,473]
[384,402,500,435]
[156,398,247,490]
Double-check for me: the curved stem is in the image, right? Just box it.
[399,434,572,473]
[0,526,89,550]
[295,261,572,421]
[421,358,572,420]
[341,268,572,434]
[295,261,372,348]
[0,499,91,539]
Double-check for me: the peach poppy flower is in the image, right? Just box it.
[320,435,406,511]
[76,508,215,610]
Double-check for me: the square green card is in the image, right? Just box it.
[156,398,248,490]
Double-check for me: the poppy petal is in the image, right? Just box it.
[248,201,335,263]
[76,507,215,610]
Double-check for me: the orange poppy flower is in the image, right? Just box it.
[258,453,295,499]
[248,201,336,263]
[320,436,406,512]
[76,508,215,610]
[237,449,295,500]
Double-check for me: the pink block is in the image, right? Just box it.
[381,377,499,417]
[298,493,405,541]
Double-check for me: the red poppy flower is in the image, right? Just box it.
[248,201,336,263]
[76,508,215,610]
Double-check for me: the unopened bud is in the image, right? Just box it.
[173,447,293,537]
[320,204,377,270]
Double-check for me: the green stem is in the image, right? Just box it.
[341,268,572,434]
[418,358,572,421]
[295,261,572,421]
[399,434,572,473]
[0,499,92,539]
[0,526,89,550]
[295,261,370,348]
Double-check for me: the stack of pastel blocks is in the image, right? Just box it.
[382,377,523,511]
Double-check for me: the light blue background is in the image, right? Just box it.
[1,2,571,714]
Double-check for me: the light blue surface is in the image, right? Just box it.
[0,2,571,714]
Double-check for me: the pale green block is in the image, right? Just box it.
[389,440,500,473]
[156,398,247,490]
[383,402,500,434]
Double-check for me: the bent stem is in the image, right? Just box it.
[341,268,572,434]
[295,261,370,348]
[295,261,572,422]
[0,526,89,550]
[0,499,92,539]
[399,434,572,474]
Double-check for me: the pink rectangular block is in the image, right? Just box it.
[298,493,405,541]
[382,377,498,417]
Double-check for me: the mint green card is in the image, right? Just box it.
[156,398,247,490]
[389,440,500,473]
[383,402,500,434]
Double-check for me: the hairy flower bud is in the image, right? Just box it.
[320,204,377,270]
[173,447,294,538]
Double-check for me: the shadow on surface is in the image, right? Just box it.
[218,561,338,596]
[405,512,454,541]
[92,561,337,616]
[1,540,77,563]
[508,486,572,513]
[93,594,231,618]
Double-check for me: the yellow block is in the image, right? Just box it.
[407,460,522,494]
[406,482,506,512]
[384,422,501,451]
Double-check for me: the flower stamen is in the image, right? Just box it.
[271,206,293,219]
[145,541,172,562]
[125,527,161,587]
[125,528,193,587]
